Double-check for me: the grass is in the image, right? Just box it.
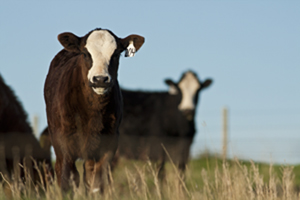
[2,154,300,199]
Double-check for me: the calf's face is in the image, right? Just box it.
[165,71,212,120]
[58,29,144,95]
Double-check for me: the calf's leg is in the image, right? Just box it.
[60,157,79,192]
[83,153,113,193]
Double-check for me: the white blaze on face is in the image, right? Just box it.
[85,30,117,94]
[178,72,200,111]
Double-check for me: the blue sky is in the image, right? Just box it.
[1,1,300,164]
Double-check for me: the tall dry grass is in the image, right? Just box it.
[0,156,299,200]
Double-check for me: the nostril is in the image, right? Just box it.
[92,76,98,83]
[93,76,109,84]
[103,76,109,83]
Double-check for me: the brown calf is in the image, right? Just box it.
[44,28,144,193]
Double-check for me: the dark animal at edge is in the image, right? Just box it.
[0,74,53,184]
[44,28,144,193]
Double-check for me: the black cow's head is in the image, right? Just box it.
[58,28,145,95]
[165,71,212,120]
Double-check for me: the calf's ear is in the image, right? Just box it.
[58,32,81,53]
[165,79,179,95]
[201,79,213,89]
[120,35,145,57]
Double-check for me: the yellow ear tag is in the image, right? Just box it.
[125,41,136,57]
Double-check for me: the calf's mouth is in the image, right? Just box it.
[88,81,112,95]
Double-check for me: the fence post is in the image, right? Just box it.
[32,115,39,138]
[222,107,228,161]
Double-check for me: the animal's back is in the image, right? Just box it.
[0,75,32,133]
[120,89,192,137]
[0,74,53,182]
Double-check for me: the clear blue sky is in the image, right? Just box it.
[1,1,299,164]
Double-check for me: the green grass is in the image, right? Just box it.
[189,153,300,189]
[2,155,300,199]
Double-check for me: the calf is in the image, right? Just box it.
[44,28,144,192]
[117,71,212,177]
[0,74,52,184]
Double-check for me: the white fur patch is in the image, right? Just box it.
[168,85,178,95]
[85,30,117,94]
[178,72,200,110]
[92,188,100,193]
[92,87,108,95]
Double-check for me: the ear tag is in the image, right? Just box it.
[125,41,136,57]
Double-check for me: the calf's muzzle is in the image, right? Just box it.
[89,75,111,89]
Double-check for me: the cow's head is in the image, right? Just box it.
[58,28,144,95]
[165,71,212,120]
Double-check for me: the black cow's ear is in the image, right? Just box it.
[58,32,81,53]
[165,79,175,86]
[201,79,213,89]
[165,79,179,95]
[120,34,145,57]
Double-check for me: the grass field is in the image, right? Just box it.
[1,154,300,200]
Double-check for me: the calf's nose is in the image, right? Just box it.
[93,76,109,84]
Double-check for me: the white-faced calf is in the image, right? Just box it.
[44,28,144,193]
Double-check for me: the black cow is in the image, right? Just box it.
[117,71,212,177]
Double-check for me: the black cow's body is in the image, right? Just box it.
[117,71,212,175]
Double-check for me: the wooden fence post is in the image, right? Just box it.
[32,115,39,138]
[222,107,228,161]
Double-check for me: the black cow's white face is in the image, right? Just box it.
[85,30,117,95]
[165,71,212,119]
[177,72,201,111]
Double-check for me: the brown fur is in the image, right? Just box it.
[44,28,144,193]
